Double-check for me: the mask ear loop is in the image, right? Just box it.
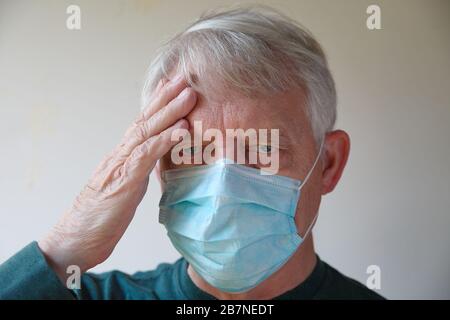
[297,139,325,239]
[298,139,324,192]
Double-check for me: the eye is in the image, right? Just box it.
[182,145,201,156]
[258,145,272,154]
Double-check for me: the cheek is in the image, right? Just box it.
[273,152,296,178]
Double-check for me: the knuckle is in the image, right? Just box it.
[132,138,156,161]
[133,112,146,125]
[132,144,147,161]
[130,145,145,163]
[134,124,148,141]
[153,133,164,144]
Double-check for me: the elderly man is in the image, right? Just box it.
[0,6,383,300]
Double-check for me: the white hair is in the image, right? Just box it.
[141,5,336,143]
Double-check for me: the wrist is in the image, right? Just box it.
[38,235,89,285]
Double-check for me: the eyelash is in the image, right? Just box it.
[258,145,272,153]
[182,146,201,156]
[181,145,278,157]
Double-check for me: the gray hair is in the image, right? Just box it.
[141,5,336,143]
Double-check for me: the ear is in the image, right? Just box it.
[320,130,350,194]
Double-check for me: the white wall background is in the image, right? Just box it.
[0,0,449,299]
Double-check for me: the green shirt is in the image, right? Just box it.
[0,242,384,300]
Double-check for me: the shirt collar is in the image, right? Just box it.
[177,254,326,300]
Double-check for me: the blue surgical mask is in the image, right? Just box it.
[159,142,323,293]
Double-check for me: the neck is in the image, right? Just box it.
[187,234,317,300]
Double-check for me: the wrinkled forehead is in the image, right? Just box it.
[185,88,310,142]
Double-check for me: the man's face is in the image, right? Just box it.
[159,87,323,234]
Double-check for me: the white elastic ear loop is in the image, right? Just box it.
[297,139,324,239]
[298,139,324,192]
[300,210,319,240]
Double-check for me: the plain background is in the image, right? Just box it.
[0,0,449,299]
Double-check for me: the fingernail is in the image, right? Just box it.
[178,87,191,99]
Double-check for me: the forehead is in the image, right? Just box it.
[185,88,309,138]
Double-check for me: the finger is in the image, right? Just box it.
[137,77,166,122]
[119,74,190,152]
[125,118,190,179]
[139,74,188,124]
[125,78,167,137]
[122,86,197,155]
[144,87,196,139]
[144,77,167,108]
